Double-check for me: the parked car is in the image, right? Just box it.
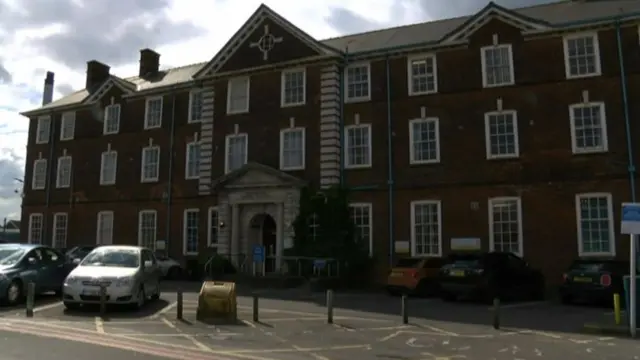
[386,257,448,296]
[65,245,98,265]
[62,245,161,310]
[154,253,184,280]
[439,252,545,303]
[559,258,631,306]
[0,244,72,305]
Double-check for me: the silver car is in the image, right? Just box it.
[62,245,161,310]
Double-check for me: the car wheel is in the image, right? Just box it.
[150,282,160,301]
[63,302,80,310]
[134,286,146,309]
[441,292,457,302]
[5,280,23,306]
[167,267,182,280]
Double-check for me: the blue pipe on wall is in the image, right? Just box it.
[385,57,395,267]
[615,21,636,202]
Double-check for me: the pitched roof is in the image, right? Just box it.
[22,0,640,116]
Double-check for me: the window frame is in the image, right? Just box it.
[183,208,200,255]
[575,192,615,257]
[344,124,372,169]
[60,112,75,141]
[226,77,250,115]
[185,141,200,180]
[103,104,121,135]
[568,102,608,154]
[35,116,51,144]
[563,32,602,79]
[140,145,160,183]
[488,197,523,256]
[31,159,47,190]
[52,212,68,249]
[349,203,373,257]
[279,127,306,171]
[224,133,249,173]
[96,211,114,245]
[28,213,44,244]
[409,117,440,165]
[138,210,158,250]
[344,63,372,103]
[480,44,515,88]
[56,155,72,188]
[188,89,204,123]
[144,96,163,129]
[410,200,443,257]
[484,110,520,159]
[207,206,219,248]
[100,150,118,185]
[280,68,306,107]
[407,54,438,96]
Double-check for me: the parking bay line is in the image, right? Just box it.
[32,301,64,313]
[161,318,212,352]
[486,301,548,310]
[95,317,105,334]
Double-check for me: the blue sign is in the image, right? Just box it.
[622,203,640,235]
[313,259,327,270]
[252,245,265,263]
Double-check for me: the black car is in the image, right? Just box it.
[439,252,545,303]
[559,258,631,306]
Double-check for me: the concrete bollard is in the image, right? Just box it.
[492,297,500,330]
[176,288,183,320]
[25,282,35,318]
[252,294,259,322]
[99,284,107,317]
[401,295,408,325]
[326,289,334,324]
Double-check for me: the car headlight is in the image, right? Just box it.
[65,276,78,285]
[115,277,132,287]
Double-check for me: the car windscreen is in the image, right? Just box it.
[394,258,422,268]
[81,249,140,268]
[444,254,484,269]
[570,261,607,272]
[0,248,27,265]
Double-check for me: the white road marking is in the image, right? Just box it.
[148,301,177,319]
[241,319,257,328]
[378,331,402,342]
[161,318,176,329]
[33,301,64,313]
[94,317,104,334]
[160,317,211,352]
[487,301,548,310]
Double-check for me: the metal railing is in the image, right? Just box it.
[203,253,340,279]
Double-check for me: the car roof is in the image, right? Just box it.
[0,243,44,250]
[94,245,144,252]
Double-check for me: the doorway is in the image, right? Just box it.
[250,213,277,273]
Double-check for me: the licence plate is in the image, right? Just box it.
[573,276,592,283]
[390,272,403,277]
[450,270,465,277]
[82,288,100,296]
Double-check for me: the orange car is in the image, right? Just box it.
[386,257,448,296]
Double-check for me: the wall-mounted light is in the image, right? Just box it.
[219,221,226,228]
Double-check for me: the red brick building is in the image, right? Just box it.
[19,1,640,284]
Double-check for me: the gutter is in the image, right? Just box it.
[339,47,348,186]
[165,93,177,251]
[385,56,395,267]
[44,111,55,245]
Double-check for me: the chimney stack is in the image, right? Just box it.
[42,71,54,106]
[85,60,110,91]
[139,48,160,77]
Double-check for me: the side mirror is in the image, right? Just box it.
[144,260,153,268]
[72,258,81,265]
[27,257,37,265]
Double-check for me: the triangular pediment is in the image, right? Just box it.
[193,4,339,78]
[213,162,306,189]
[83,76,136,104]
[440,2,550,43]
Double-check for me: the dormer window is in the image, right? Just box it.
[480,44,514,88]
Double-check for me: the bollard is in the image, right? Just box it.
[492,297,500,330]
[99,284,107,317]
[25,282,35,318]
[613,293,621,325]
[252,294,259,322]
[176,288,183,320]
[401,295,408,325]
[326,289,334,324]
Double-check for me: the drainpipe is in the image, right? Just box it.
[339,46,349,187]
[385,57,395,267]
[43,72,55,245]
[615,21,636,202]
[165,93,177,253]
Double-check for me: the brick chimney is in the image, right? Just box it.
[42,71,54,105]
[139,48,160,77]
[85,60,110,90]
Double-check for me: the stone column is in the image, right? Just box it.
[276,202,284,272]
[231,204,240,268]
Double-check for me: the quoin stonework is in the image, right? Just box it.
[19,1,640,285]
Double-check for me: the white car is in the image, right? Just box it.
[155,254,183,279]
[63,245,161,310]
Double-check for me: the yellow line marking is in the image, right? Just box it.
[160,317,211,352]
[94,317,105,334]
[33,301,64,313]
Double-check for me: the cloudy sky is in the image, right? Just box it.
[0,0,554,221]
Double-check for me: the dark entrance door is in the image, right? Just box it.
[261,215,277,273]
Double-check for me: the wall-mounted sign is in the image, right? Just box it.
[450,237,481,251]
[395,241,410,254]
[155,240,166,250]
